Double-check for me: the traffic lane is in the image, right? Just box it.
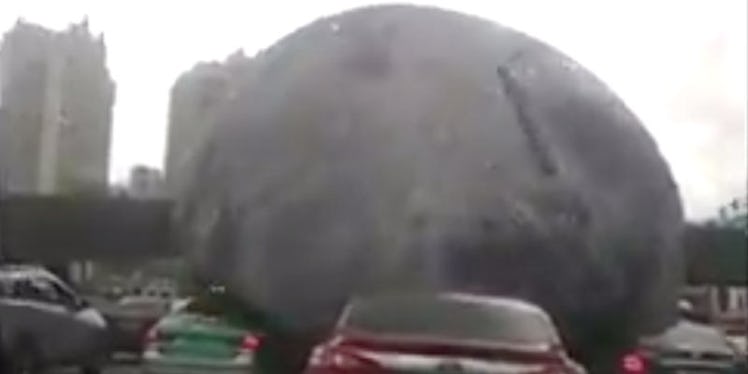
[103,354,142,374]
[49,362,140,374]
[103,364,140,374]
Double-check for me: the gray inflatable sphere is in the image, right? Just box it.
[176,4,683,365]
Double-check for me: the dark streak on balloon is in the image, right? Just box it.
[497,57,558,177]
[175,5,684,371]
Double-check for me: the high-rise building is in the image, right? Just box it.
[0,19,115,194]
[127,165,165,199]
[164,50,253,196]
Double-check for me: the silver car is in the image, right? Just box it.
[0,265,109,374]
[622,319,746,374]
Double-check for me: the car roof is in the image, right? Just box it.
[440,293,547,315]
[0,264,57,280]
[643,320,733,353]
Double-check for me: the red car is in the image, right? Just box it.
[305,293,586,373]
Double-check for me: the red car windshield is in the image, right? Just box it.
[340,295,559,346]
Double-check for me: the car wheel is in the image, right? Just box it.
[8,337,44,374]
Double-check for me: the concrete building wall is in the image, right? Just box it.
[164,51,253,196]
[165,63,228,197]
[56,23,115,194]
[0,19,114,195]
[0,21,50,192]
[128,165,165,199]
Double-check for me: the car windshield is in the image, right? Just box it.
[0,3,744,373]
[177,292,263,329]
[183,295,225,317]
[342,295,558,345]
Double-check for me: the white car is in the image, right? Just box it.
[728,334,747,356]
[0,265,109,374]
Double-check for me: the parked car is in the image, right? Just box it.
[0,264,109,374]
[141,292,264,374]
[619,319,746,374]
[727,334,747,358]
[105,295,171,355]
[305,292,586,373]
[721,315,747,359]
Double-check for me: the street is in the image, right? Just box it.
[47,353,142,374]
[50,363,140,374]
[103,365,139,374]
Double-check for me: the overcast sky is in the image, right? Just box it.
[0,0,745,219]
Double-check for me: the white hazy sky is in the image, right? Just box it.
[0,0,746,219]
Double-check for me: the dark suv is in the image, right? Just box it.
[0,264,110,373]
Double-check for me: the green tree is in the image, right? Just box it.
[684,197,747,285]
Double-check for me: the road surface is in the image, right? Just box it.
[50,362,140,374]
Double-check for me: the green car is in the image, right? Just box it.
[141,293,263,374]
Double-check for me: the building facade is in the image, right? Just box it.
[164,51,253,196]
[0,19,115,195]
[127,165,165,199]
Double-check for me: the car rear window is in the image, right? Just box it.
[120,297,168,313]
[184,296,225,316]
[179,293,263,329]
[657,321,733,352]
[342,295,558,345]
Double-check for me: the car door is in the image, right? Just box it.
[0,276,77,364]
[0,277,21,351]
[19,276,86,363]
[45,276,108,363]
